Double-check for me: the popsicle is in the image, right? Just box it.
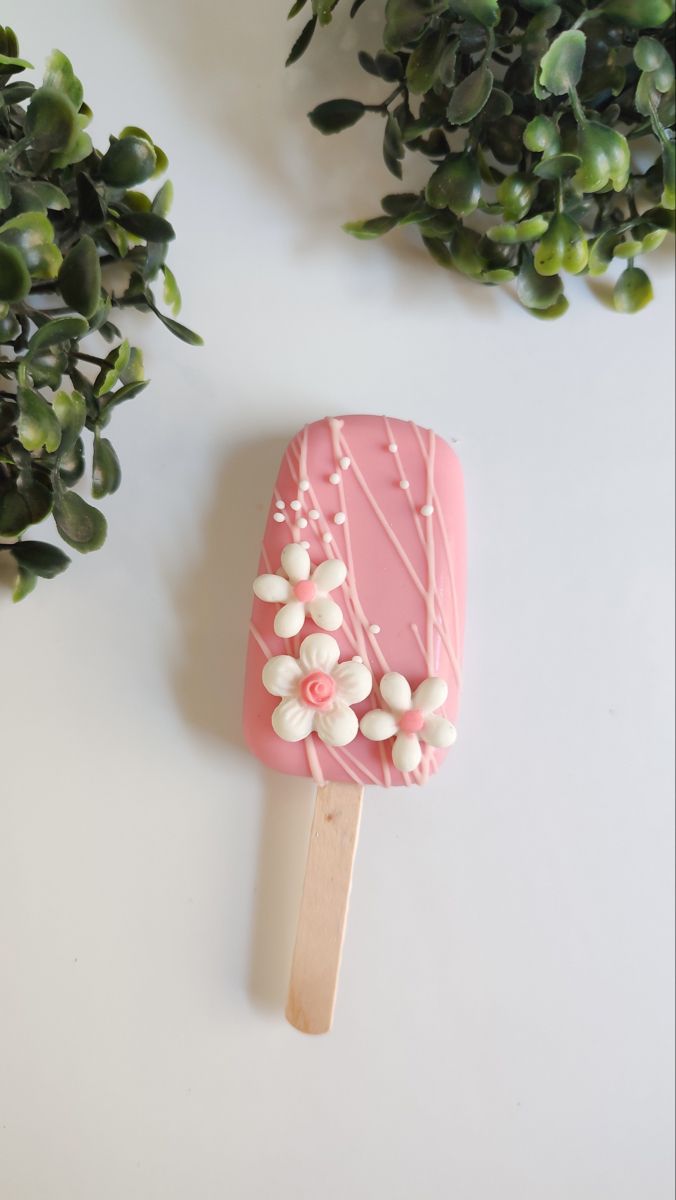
[244,415,466,1032]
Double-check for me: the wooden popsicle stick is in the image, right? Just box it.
[286,782,363,1035]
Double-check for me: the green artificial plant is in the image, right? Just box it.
[288,0,675,316]
[0,27,200,601]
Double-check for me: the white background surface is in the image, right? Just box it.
[1,2,674,1197]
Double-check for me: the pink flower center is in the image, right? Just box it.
[300,670,336,710]
[294,580,317,603]
[399,709,425,734]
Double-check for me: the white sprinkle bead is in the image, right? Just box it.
[369,623,381,635]
[399,479,410,490]
[309,508,320,520]
[322,532,333,544]
[339,456,351,470]
[290,499,301,511]
[296,517,308,529]
[275,499,285,510]
[334,512,346,526]
[300,540,310,550]
[388,443,398,453]
[273,512,285,523]
[329,472,340,485]
[420,504,434,517]
[299,479,310,492]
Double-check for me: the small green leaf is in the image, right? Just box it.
[0,51,33,70]
[539,30,586,96]
[10,540,70,579]
[523,115,560,155]
[26,315,88,359]
[152,310,204,345]
[533,153,581,180]
[43,49,84,108]
[601,0,672,26]
[161,264,182,315]
[661,141,675,211]
[58,235,101,318]
[152,180,174,218]
[588,229,625,275]
[0,242,30,301]
[574,122,630,193]
[425,155,481,216]
[487,214,550,243]
[613,266,653,313]
[286,15,317,65]
[25,87,78,152]
[517,253,563,310]
[497,174,537,221]
[17,388,62,453]
[406,27,447,93]
[53,490,107,553]
[114,211,175,242]
[448,65,493,125]
[101,136,156,187]
[308,99,366,134]
[53,390,86,454]
[13,568,37,602]
[95,340,130,397]
[343,216,398,238]
[447,0,499,27]
[92,436,122,499]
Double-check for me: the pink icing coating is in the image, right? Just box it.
[399,709,425,734]
[294,580,317,603]
[300,670,336,710]
[243,415,466,788]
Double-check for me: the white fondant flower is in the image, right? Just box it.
[360,673,456,773]
[263,633,372,746]
[253,543,347,638]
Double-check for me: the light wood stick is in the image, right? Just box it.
[286,782,363,1035]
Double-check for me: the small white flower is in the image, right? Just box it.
[263,634,372,746]
[360,672,456,773]
[253,543,347,638]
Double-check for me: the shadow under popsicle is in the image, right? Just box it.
[170,430,316,1014]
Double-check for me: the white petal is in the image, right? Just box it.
[253,574,292,603]
[315,702,358,747]
[422,715,457,748]
[392,732,422,773]
[271,697,314,742]
[332,661,372,704]
[308,596,343,632]
[274,601,306,638]
[412,677,448,714]
[312,558,347,594]
[379,672,412,714]
[360,709,398,741]
[281,543,311,584]
[299,632,340,673]
[262,655,302,697]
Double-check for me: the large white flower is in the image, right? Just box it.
[360,672,456,773]
[262,633,372,746]
[253,543,347,638]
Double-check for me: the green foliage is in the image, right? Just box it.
[287,0,675,315]
[0,31,201,600]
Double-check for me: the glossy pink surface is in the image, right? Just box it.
[243,415,466,788]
